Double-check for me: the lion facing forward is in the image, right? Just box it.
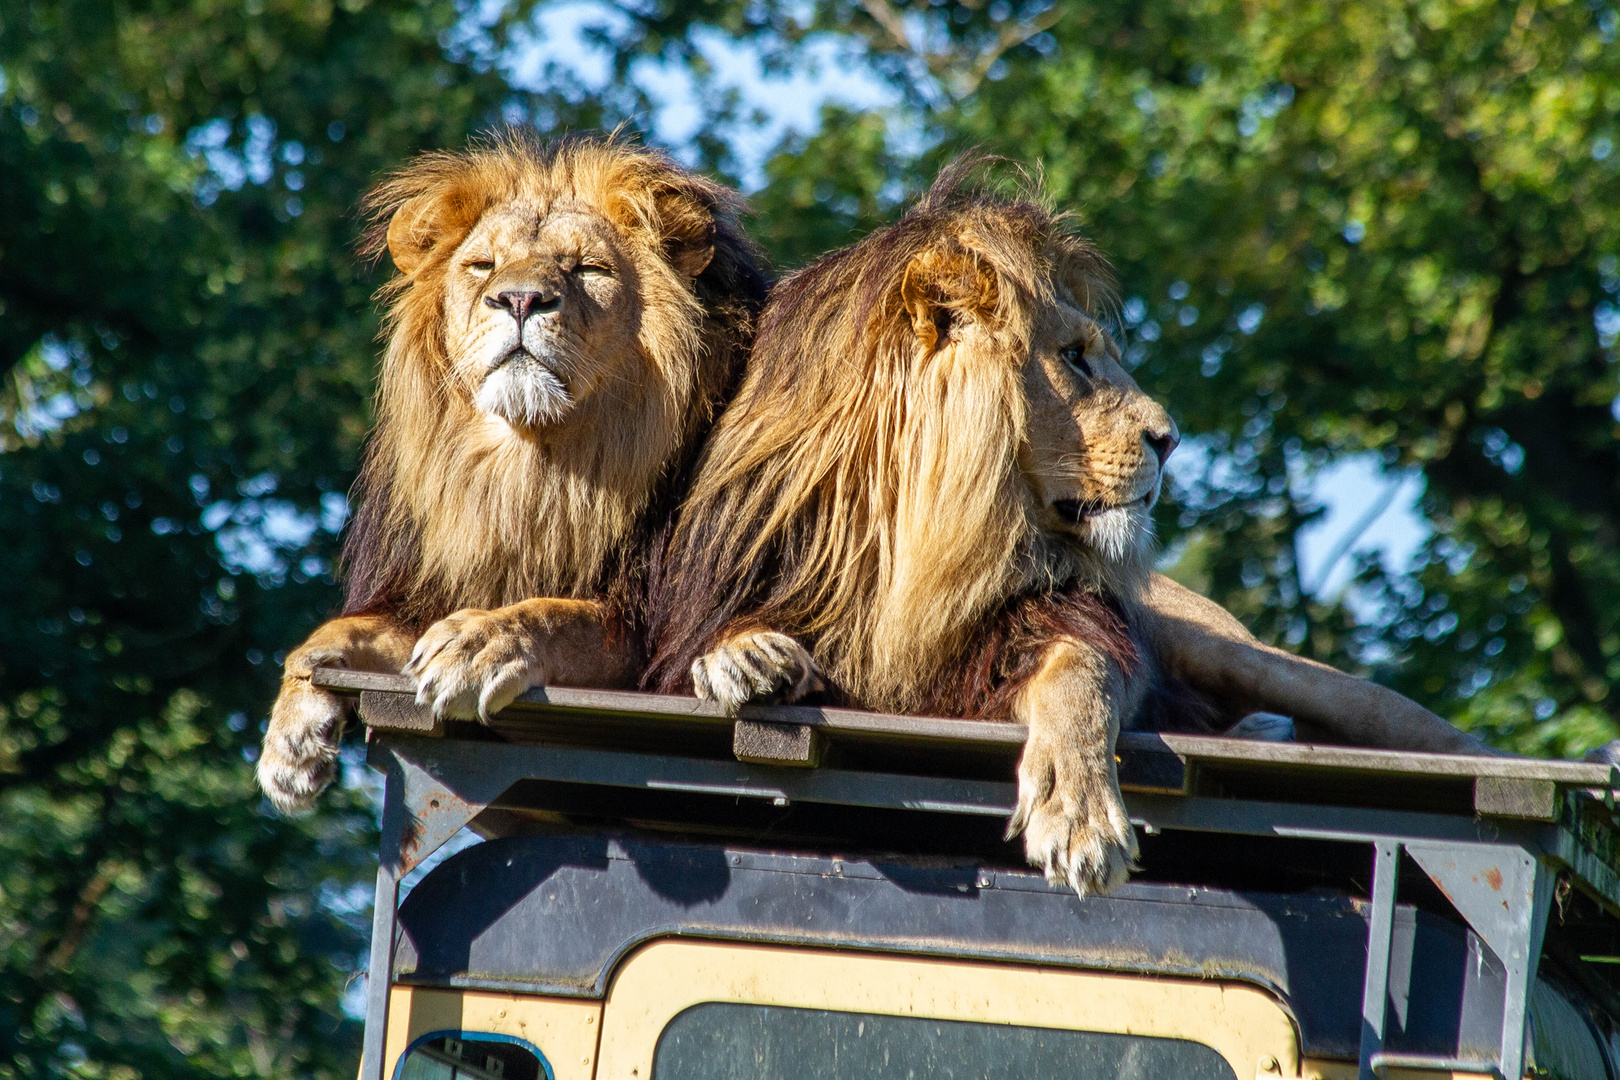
[258,132,769,813]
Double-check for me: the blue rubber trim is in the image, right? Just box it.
[390,1029,555,1080]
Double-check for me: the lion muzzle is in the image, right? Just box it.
[476,348,572,427]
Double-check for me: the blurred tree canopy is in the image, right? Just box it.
[2,0,1617,1073]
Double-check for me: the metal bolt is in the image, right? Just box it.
[1259,1056,1279,1073]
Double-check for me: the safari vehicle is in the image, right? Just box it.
[324,667,1620,1080]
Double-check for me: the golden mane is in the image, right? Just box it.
[645,163,1134,713]
[341,130,769,630]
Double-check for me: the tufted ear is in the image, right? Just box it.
[653,184,716,279]
[899,247,999,352]
[384,185,484,275]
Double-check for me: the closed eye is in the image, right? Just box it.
[575,261,613,277]
[464,258,495,275]
[1059,341,1094,379]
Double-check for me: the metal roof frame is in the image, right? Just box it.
[317,669,1620,1080]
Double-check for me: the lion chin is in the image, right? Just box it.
[1052,495,1158,568]
[475,352,573,428]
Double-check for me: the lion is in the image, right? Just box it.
[256,131,769,813]
[643,162,1490,896]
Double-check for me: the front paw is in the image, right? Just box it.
[258,679,348,814]
[691,631,824,716]
[1006,736,1138,897]
[405,609,541,722]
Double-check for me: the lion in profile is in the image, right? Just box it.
[257,131,769,813]
[645,162,1488,895]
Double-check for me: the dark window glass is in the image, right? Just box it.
[652,1002,1238,1080]
[398,1034,544,1080]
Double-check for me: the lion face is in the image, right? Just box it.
[1018,300,1178,565]
[439,204,642,429]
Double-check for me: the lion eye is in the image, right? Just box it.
[1060,343,1094,379]
[465,259,495,275]
[575,261,613,277]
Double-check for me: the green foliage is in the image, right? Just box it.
[0,0,574,1074]
[733,0,1620,754]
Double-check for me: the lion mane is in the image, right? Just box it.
[645,164,1197,721]
[342,131,769,635]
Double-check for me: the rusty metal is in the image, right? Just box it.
[1405,842,1553,1080]
[342,670,1619,1080]
[359,738,500,1080]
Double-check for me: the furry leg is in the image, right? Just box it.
[258,614,416,813]
[1006,640,1139,898]
[1142,573,1494,755]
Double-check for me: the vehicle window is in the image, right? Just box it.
[397,1034,546,1080]
[651,1003,1237,1079]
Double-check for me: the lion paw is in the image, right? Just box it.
[258,678,348,815]
[1006,735,1138,898]
[405,608,543,722]
[691,631,824,716]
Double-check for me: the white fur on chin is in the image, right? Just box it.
[475,362,572,427]
[1079,501,1155,565]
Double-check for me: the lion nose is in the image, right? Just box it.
[486,288,561,325]
[1144,421,1179,467]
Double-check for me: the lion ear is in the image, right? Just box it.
[385,188,482,276]
[666,226,715,279]
[899,247,999,352]
[650,184,716,279]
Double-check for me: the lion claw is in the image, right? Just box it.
[406,609,542,723]
[691,631,824,716]
[1007,736,1138,898]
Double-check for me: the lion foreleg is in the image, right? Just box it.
[259,614,417,814]
[1006,641,1139,898]
[1142,574,1494,755]
[406,598,640,722]
[690,627,825,716]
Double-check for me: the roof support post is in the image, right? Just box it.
[1358,840,1401,1080]
[359,775,403,1080]
[359,736,499,1080]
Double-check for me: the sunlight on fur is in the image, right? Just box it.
[647,161,1177,716]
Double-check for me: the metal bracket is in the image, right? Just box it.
[359,738,507,1080]
[1358,841,1401,1080]
[1368,1053,1502,1079]
[1357,839,1553,1080]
